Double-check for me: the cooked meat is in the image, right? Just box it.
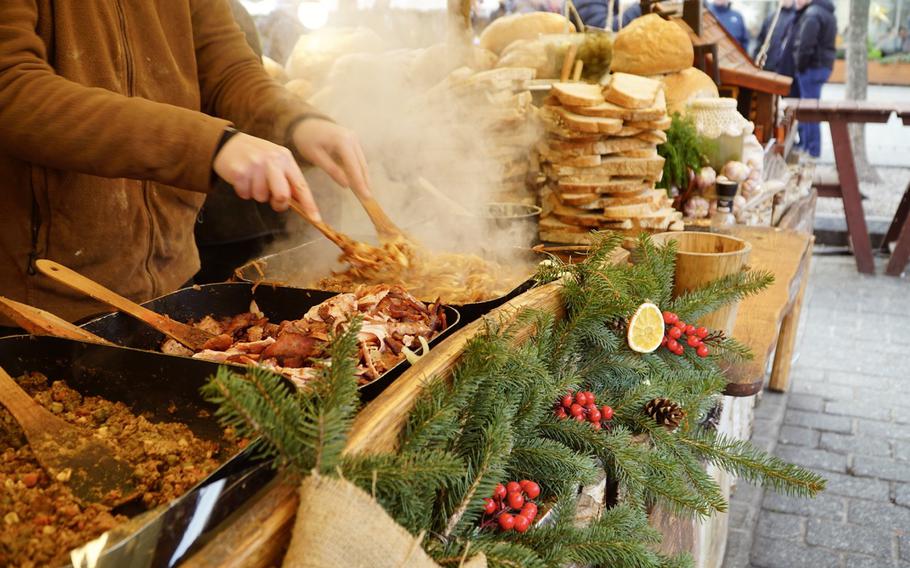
[160,285,447,388]
[261,333,322,363]
[161,338,193,357]
[202,333,234,351]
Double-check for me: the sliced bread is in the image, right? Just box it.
[602,73,661,109]
[551,82,605,107]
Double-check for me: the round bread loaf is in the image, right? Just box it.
[655,67,719,115]
[611,14,693,75]
[479,12,575,55]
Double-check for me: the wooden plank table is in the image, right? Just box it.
[782,98,898,275]
[724,226,814,395]
[882,105,910,276]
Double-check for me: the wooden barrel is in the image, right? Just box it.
[650,232,752,335]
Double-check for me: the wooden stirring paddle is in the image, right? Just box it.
[0,366,138,506]
[356,195,407,242]
[35,260,215,351]
[0,296,113,345]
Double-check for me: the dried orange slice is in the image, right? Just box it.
[627,302,665,353]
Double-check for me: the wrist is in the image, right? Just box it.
[211,127,240,189]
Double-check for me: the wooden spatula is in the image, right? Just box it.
[356,195,407,242]
[0,366,139,506]
[35,260,215,351]
[0,297,114,345]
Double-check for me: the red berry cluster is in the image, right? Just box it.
[482,480,541,533]
[660,311,709,357]
[554,391,614,430]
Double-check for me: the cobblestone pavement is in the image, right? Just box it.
[723,253,910,568]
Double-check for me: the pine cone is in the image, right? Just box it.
[644,398,686,430]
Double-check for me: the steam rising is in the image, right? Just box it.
[271,8,542,278]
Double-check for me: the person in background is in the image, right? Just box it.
[0,1,371,325]
[753,0,798,73]
[574,0,620,30]
[792,0,837,157]
[708,0,750,51]
[505,0,562,13]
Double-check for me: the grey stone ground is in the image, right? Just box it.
[722,252,910,568]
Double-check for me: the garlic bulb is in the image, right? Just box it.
[684,196,711,219]
[721,161,750,183]
[733,195,746,214]
[694,166,716,192]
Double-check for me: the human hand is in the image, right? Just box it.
[213,132,321,220]
[291,118,371,198]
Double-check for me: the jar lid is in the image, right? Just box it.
[685,97,754,138]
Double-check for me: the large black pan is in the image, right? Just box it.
[80,282,459,401]
[0,334,270,568]
[233,240,537,326]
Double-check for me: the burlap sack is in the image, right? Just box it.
[283,474,486,568]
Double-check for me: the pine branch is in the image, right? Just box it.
[508,437,599,495]
[201,366,308,470]
[668,269,774,323]
[680,431,827,497]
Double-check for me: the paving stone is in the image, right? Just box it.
[754,392,788,421]
[844,553,898,568]
[750,535,844,568]
[784,409,854,434]
[851,455,910,482]
[749,436,775,453]
[819,431,892,457]
[825,400,892,421]
[762,492,845,520]
[731,482,763,505]
[788,393,825,412]
[826,369,901,389]
[790,380,853,399]
[778,426,820,447]
[857,419,910,441]
[774,444,848,473]
[728,501,758,530]
[848,499,910,530]
[820,471,891,502]
[755,511,804,540]
[806,518,892,557]
[896,485,910,508]
[901,534,910,561]
[723,528,755,568]
[894,440,910,461]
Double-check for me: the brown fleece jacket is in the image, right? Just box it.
[0,0,321,323]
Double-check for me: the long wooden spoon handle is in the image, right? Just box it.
[0,367,55,436]
[287,200,350,250]
[0,297,113,345]
[358,196,404,240]
[35,260,163,325]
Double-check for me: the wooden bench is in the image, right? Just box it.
[782,98,899,275]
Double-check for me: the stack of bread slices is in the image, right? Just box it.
[538,73,684,244]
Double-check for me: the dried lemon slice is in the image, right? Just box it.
[627,302,665,353]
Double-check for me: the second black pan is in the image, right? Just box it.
[80,282,459,401]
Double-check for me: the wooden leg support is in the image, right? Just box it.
[769,241,813,392]
[885,207,910,276]
[880,181,910,253]
[829,119,875,274]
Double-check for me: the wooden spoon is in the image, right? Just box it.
[0,366,138,506]
[0,297,114,345]
[356,195,407,242]
[35,260,215,351]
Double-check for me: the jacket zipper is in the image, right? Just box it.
[114,0,158,295]
[27,191,41,276]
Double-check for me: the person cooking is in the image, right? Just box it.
[0,1,371,326]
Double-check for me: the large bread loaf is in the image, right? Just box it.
[611,14,693,75]
[479,13,575,54]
